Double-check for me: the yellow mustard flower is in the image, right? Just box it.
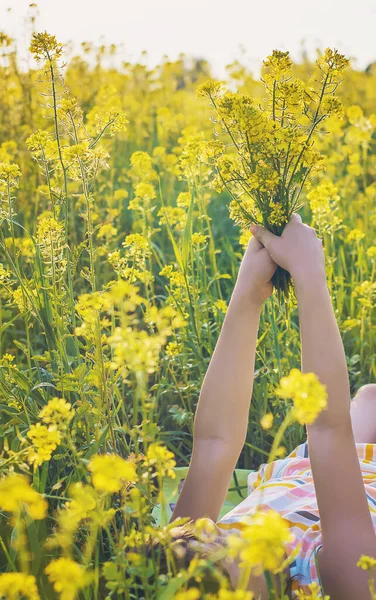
[214,299,228,315]
[39,397,75,429]
[45,558,91,600]
[191,232,208,247]
[29,32,63,61]
[347,105,363,124]
[0,473,47,520]
[346,228,365,243]
[196,79,223,99]
[0,573,40,600]
[275,369,328,425]
[357,555,376,570]
[27,423,61,467]
[263,50,292,80]
[166,341,181,357]
[239,228,252,248]
[260,413,274,430]
[227,509,294,575]
[269,201,288,226]
[296,582,330,599]
[89,454,137,493]
[145,443,176,479]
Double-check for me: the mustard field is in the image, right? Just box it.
[0,24,375,600]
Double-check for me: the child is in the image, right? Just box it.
[166,214,376,599]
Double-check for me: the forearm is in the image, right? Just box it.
[295,271,351,428]
[193,288,262,450]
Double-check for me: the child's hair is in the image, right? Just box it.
[132,523,296,597]
[142,523,231,594]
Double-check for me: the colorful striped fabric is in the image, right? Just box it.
[217,441,376,598]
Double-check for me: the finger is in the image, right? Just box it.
[248,232,264,251]
[290,213,302,223]
[250,224,278,252]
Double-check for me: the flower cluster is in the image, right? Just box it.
[275,369,328,425]
[0,474,47,520]
[197,48,349,292]
[88,454,137,493]
[226,509,294,575]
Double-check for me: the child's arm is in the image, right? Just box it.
[170,237,276,523]
[252,215,376,599]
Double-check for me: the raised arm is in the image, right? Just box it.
[252,215,376,600]
[170,237,276,523]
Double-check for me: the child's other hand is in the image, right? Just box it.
[250,214,325,284]
[234,235,277,305]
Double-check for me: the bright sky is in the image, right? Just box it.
[2,0,376,76]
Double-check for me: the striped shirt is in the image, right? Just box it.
[217,441,376,597]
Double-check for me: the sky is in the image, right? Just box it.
[2,0,376,77]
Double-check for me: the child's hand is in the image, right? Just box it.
[250,214,325,283]
[234,235,277,305]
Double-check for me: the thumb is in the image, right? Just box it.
[250,224,278,251]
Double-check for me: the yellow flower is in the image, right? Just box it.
[352,281,376,308]
[196,79,223,99]
[0,162,22,185]
[145,443,176,478]
[57,482,98,540]
[227,510,294,575]
[366,246,376,259]
[268,201,288,226]
[130,151,153,177]
[89,454,137,493]
[347,105,363,124]
[296,582,330,599]
[27,423,61,467]
[275,369,328,425]
[357,554,376,570]
[307,180,340,215]
[263,50,292,79]
[39,397,75,429]
[194,517,218,543]
[191,232,208,247]
[0,474,47,520]
[177,191,191,208]
[97,222,118,240]
[26,130,52,156]
[158,206,187,230]
[260,413,273,430]
[129,182,156,210]
[13,287,31,314]
[237,230,251,251]
[0,263,11,282]
[36,214,66,277]
[166,341,181,357]
[123,233,149,252]
[346,228,365,243]
[214,299,228,314]
[45,558,91,600]
[342,318,360,331]
[317,48,349,75]
[29,32,63,61]
[159,265,186,288]
[0,573,40,600]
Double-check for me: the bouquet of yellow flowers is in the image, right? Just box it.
[197,48,349,293]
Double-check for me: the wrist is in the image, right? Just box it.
[292,266,327,293]
[230,284,264,313]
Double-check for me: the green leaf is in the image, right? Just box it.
[181,193,194,270]
[83,425,109,459]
